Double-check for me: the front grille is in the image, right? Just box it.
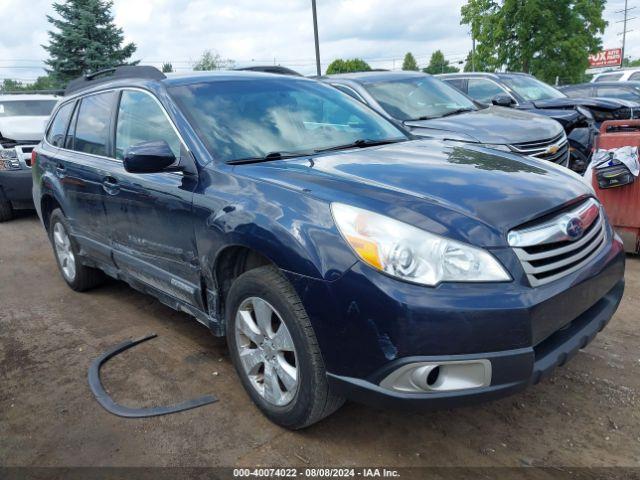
[509,132,569,165]
[509,199,607,287]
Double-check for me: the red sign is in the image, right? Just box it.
[589,49,622,68]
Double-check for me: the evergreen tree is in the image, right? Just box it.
[423,50,459,74]
[162,62,174,73]
[402,52,419,71]
[44,0,137,86]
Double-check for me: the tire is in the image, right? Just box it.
[48,208,105,292]
[226,265,344,429]
[0,201,13,222]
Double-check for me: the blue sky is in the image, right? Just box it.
[0,0,638,82]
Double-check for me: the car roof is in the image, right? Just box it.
[326,70,428,84]
[562,81,640,88]
[438,71,533,80]
[0,94,59,101]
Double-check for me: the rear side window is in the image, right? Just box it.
[467,78,507,103]
[629,72,640,81]
[115,90,181,160]
[72,91,116,156]
[443,78,466,93]
[46,102,74,147]
[594,73,623,83]
[597,86,640,101]
[563,86,592,98]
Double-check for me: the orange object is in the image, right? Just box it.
[592,120,640,253]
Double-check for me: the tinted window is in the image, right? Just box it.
[365,76,477,121]
[116,90,181,160]
[46,102,74,147]
[169,79,405,162]
[596,86,640,101]
[628,72,640,81]
[562,86,593,98]
[594,73,623,83]
[466,78,507,103]
[0,100,56,117]
[443,78,466,92]
[73,92,116,156]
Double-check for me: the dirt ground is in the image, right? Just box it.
[1,213,639,470]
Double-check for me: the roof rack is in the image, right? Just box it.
[64,65,166,96]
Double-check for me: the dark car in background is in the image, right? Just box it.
[33,66,625,429]
[324,71,571,168]
[560,82,640,103]
[0,94,58,221]
[439,72,640,172]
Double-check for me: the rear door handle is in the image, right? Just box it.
[102,176,120,195]
[55,164,66,177]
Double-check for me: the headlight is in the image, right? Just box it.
[331,203,511,286]
[576,106,593,121]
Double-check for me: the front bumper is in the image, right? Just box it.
[285,229,625,409]
[0,168,34,207]
[325,279,624,410]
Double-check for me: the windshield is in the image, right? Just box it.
[168,79,407,162]
[0,100,57,117]
[501,76,565,102]
[364,76,477,121]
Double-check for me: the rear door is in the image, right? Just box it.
[53,91,118,268]
[103,88,201,307]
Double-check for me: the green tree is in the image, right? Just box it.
[193,50,235,71]
[461,0,607,84]
[0,79,25,92]
[423,50,459,74]
[622,57,640,67]
[402,52,419,71]
[44,0,137,86]
[325,58,371,75]
[161,62,174,73]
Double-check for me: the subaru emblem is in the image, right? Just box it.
[564,217,584,240]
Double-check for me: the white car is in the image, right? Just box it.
[591,68,640,83]
[0,94,58,221]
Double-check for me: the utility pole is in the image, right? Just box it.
[311,0,321,77]
[472,36,476,72]
[616,0,636,67]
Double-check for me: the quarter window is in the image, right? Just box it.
[467,79,508,103]
[73,92,116,156]
[628,72,640,81]
[46,102,75,147]
[115,90,181,160]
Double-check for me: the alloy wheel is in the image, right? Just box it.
[234,297,298,406]
[53,222,76,282]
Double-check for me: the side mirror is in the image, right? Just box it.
[491,94,515,107]
[123,140,178,174]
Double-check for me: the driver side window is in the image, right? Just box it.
[115,90,182,161]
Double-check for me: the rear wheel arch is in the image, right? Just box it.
[40,194,64,232]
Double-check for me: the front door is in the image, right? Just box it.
[103,89,201,308]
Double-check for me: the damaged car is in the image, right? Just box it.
[33,67,625,429]
[0,93,57,221]
[439,72,640,173]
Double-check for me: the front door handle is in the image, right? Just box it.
[102,176,120,195]
[55,164,66,177]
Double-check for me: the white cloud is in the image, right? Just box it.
[0,0,637,82]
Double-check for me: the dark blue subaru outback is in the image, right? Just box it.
[32,66,625,429]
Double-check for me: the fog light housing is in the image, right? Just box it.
[380,359,492,393]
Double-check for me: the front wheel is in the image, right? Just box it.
[226,265,344,429]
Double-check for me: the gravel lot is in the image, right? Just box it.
[1,213,639,470]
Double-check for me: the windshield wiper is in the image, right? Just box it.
[439,108,476,118]
[314,138,405,154]
[226,151,312,165]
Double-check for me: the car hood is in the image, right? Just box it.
[531,97,629,110]
[0,116,48,143]
[239,140,591,247]
[402,106,563,144]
